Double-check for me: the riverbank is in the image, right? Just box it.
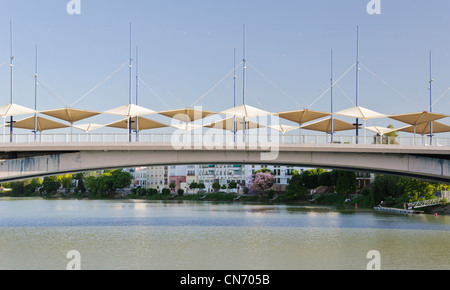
[2,191,448,215]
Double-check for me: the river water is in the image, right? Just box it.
[0,198,448,270]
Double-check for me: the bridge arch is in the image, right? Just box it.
[1,144,450,183]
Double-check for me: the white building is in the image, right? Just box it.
[130,164,305,193]
[147,166,168,190]
[198,164,246,192]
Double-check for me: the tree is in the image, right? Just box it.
[74,173,86,194]
[302,169,325,190]
[335,170,357,195]
[85,169,132,196]
[189,182,198,189]
[318,171,333,187]
[397,177,437,201]
[286,172,307,200]
[373,124,399,145]
[42,176,61,195]
[228,181,237,190]
[212,182,221,192]
[255,168,273,174]
[249,172,276,196]
[58,174,73,192]
[371,175,404,204]
[169,183,176,192]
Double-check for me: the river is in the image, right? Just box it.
[0,198,448,270]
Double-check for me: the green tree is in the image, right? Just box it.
[285,172,307,200]
[318,171,333,187]
[212,182,221,192]
[335,170,356,195]
[58,174,73,192]
[42,176,61,194]
[398,177,437,201]
[228,181,238,190]
[302,168,325,190]
[189,182,198,189]
[373,125,399,145]
[371,175,404,204]
[255,168,273,174]
[85,170,132,196]
[74,173,86,194]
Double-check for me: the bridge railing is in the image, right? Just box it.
[1,132,450,147]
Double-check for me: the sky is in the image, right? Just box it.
[1,0,450,135]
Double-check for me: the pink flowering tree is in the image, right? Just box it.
[249,172,276,196]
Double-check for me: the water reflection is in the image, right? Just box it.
[0,198,449,270]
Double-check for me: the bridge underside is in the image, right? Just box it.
[0,144,450,183]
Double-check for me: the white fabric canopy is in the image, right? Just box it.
[220,104,272,118]
[365,126,398,135]
[269,124,300,133]
[0,103,36,117]
[204,116,265,131]
[277,109,330,125]
[41,108,100,124]
[389,111,448,126]
[335,106,386,120]
[301,117,358,133]
[159,108,218,122]
[171,123,203,132]
[73,123,106,132]
[398,121,450,136]
[9,116,69,132]
[104,104,157,117]
[106,116,168,131]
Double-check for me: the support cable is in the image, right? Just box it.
[190,61,243,108]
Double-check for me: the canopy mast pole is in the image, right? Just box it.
[9,20,14,143]
[242,24,247,143]
[355,26,360,144]
[330,49,334,144]
[136,45,139,142]
[233,48,237,143]
[429,51,433,145]
[34,45,38,141]
[128,22,133,142]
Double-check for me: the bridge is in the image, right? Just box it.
[1,133,450,183]
[406,198,445,209]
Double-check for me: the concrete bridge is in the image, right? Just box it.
[1,141,450,183]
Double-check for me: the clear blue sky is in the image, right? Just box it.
[1,0,450,132]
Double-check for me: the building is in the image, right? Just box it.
[356,172,374,189]
[198,164,246,192]
[130,164,306,193]
[147,166,169,190]
[168,165,187,191]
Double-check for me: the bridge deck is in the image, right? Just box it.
[374,207,424,214]
[1,143,450,157]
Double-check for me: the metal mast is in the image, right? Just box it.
[355,26,360,144]
[242,24,247,141]
[429,51,433,145]
[135,46,139,141]
[128,23,133,142]
[330,49,334,143]
[34,45,38,141]
[9,20,14,142]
